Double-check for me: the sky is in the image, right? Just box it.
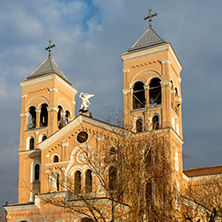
[0,0,222,212]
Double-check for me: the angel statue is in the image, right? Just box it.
[79,93,95,111]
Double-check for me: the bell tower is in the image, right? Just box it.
[18,41,77,202]
[121,10,182,135]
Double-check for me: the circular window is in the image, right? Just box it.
[77,131,88,143]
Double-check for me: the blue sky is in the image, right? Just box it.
[1,0,222,213]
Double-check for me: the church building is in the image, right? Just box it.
[4,10,222,222]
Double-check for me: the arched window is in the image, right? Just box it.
[40,104,48,127]
[149,78,161,105]
[53,155,59,163]
[133,82,145,109]
[58,106,65,129]
[74,171,81,194]
[152,115,160,130]
[29,137,34,150]
[136,117,143,132]
[109,166,117,191]
[65,110,70,125]
[42,135,47,141]
[85,170,92,193]
[34,164,40,181]
[28,106,36,129]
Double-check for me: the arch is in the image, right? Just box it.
[136,116,143,132]
[133,81,146,109]
[65,110,70,124]
[74,170,81,194]
[30,160,41,183]
[40,103,48,127]
[65,144,94,177]
[26,95,49,110]
[53,155,59,163]
[85,169,92,193]
[149,77,161,105]
[28,106,36,129]
[29,190,39,202]
[152,114,160,130]
[50,153,61,162]
[38,133,47,143]
[109,166,117,191]
[129,69,161,88]
[73,215,94,222]
[26,136,35,150]
[15,218,32,222]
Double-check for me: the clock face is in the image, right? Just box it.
[77,131,88,143]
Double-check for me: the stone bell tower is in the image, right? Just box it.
[18,41,77,203]
[121,9,182,136]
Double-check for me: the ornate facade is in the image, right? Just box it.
[4,12,222,222]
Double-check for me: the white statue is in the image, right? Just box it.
[79,92,95,111]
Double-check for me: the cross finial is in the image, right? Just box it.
[45,40,56,58]
[144,9,158,28]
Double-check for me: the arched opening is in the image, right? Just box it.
[133,82,145,109]
[65,110,70,125]
[42,135,47,141]
[149,78,161,105]
[29,137,34,150]
[58,106,65,129]
[74,171,81,194]
[34,164,40,181]
[53,155,59,163]
[136,117,143,132]
[85,170,92,193]
[28,106,36,129]
[109,166,117,191]
[152,115,160,130]
[40,104,48,127]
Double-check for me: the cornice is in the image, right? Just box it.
[20,74,77,95]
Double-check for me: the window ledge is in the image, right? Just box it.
[131,104,161,113]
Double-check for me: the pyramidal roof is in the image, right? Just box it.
[128,27,166,52]
[27,56,71,84]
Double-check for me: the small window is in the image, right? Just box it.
[85,170,92,193]
[34,164,40,181]
[74,171,81,194]
[56,173,60,191]
[152,115,160,130]
[109,166,117,191]
[28,106,36,129]
[136,117,143,132]
[42,135,47,141]
[30,138,34,150]
[53,155,59,163]
[145,181,154,207]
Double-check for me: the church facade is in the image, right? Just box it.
[4,11,222,222]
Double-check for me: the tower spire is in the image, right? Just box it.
[45,40,56,58]
[144,8,158,28]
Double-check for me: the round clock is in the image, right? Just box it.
[77,131,88,143]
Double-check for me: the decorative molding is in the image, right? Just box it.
[161,80,171,87]
[20,112,29,118]
[49,87,58,92]
[122,68,130,74]
[47,106,59,112]
[21,94,27,98]
[61,142,69,147]
[122,88,132,95]
[160,59,170,65]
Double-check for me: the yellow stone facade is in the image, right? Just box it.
[4,19,222,222]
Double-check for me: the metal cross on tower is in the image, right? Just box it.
[144,9,158,28]
[45,40,56,58]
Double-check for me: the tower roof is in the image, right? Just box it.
[27,56,71,85]
[127,27,166,52]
